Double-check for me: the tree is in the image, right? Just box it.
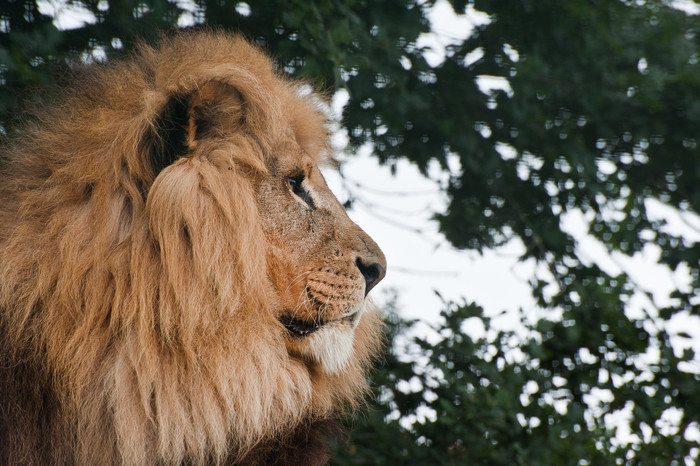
[2,1,698,464]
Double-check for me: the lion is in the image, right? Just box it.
[0,30,386,465]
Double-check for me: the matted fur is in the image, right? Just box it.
[0,31,385,465]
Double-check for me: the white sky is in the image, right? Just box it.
[322,148,537,334]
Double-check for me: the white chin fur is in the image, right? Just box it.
[304,322,355,375]
[297,302,367,374]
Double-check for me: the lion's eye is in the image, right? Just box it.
[286,174,315,209]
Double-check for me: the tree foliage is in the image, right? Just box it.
[2,0,699,464]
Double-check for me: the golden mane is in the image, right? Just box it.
[0,30,383,465]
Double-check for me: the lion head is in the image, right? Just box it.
[0,31,385,465]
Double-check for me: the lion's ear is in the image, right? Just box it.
[151,81,245,175]
[186,81,246,147]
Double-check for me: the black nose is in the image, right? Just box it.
[355,257,386,297]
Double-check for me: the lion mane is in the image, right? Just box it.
[0,31,385,465]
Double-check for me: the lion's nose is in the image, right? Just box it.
[355,257,386,297]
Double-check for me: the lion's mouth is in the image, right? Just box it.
[280,311,359,337]
[280,315,326,336]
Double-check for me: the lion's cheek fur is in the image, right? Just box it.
[146,158,268,338]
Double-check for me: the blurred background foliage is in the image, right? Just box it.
[2,0,699,464]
